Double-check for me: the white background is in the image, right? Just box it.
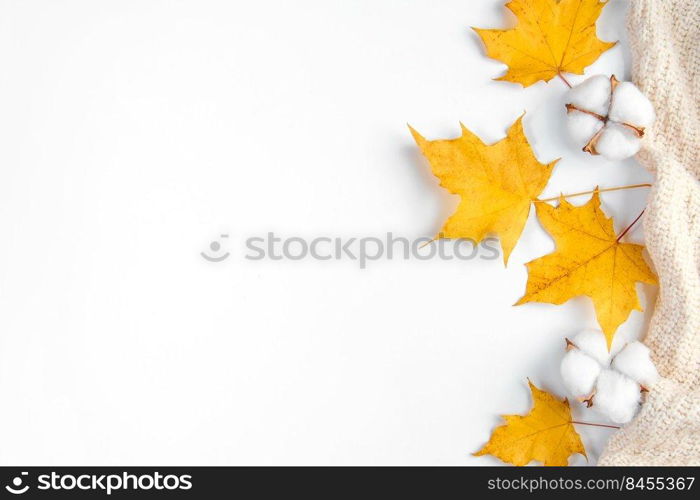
[0,0,655,465]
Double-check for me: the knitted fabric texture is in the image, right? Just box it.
[598,0,700,465]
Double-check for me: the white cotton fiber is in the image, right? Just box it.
[595,123,641,161]
[561,349,602,399]
[593,369,641,424]
[609,82,656,129]
[612,341,660,389]
[566,74,611,115]
[566,111,605,149]
[570,329,609,366]
[560,331,659,422]
[564,75,655,160]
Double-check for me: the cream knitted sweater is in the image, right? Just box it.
[598,0,700,466]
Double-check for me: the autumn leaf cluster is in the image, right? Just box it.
[411,117,656,348]
[409,0,658,466]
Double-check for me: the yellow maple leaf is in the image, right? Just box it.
[516,192,657,347]
[473,0,616,87]
[409,116,557,264]
[475,381,585,466]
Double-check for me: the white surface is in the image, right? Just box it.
[0,0,655,465]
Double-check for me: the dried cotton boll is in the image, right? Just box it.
[569,329,609,366]
[561,349,602,400]
[593,369,641,424]
[564,75,655,160]
[560,330,659,423]
[612,341,660,390]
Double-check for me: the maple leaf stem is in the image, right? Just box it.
[535,183,652,203]
[557,71,573,88]
[571,420,621,430]
[419,238,436,249]
[616,209,646,242]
